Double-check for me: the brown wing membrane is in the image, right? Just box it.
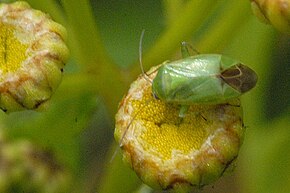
[220,63,258,93]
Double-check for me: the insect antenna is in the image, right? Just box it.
[139,29,152,83]
[110,97,153,163]
[111,30,156,162]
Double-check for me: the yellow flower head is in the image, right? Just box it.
[0,1,68,112]
[115,66,245,192]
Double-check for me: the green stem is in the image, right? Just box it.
[98,144,141,193]
[60,0,127,115]
[130,0,219,77]
[195,0,251,53]
[62,69,127,116]
[91,63,128,115]
[60,0,111,69]
[162,0,184,25]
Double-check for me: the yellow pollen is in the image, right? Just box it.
[132,91,209,160]
[0,23,28,75]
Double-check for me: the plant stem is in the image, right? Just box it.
[129,0,219,77]
[60,0,111,69]
[195,0,252,53]
[162,0,184,25]
[60,0,127,115]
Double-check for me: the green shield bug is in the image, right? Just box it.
[139,33,257,117]
[152,47,258,117]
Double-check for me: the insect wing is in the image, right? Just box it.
[220,63,258,93]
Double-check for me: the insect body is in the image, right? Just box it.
[152,54,258,105]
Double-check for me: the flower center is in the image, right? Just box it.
[132,91,210,160]
[0,23,28,75]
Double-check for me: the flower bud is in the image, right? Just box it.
[115,66,245,192]
[0,136,71,193]
[251,0,290,34]
[0,1,69,112]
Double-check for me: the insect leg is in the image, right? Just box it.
[180,42,200,58]
[179,105,209,120]
[110,107,144,163]
[178,105,190,118]
[200,113,208,121]
[222,102,241,108]
[110,97,153,162]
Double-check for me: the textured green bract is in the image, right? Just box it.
[152,54,257,105]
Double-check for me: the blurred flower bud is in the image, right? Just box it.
[0,136,71,193]
[115,66,245,192]
[251,0,290,34]
[0,1,69,112]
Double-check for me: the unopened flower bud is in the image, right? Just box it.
[251,0,290,34]
[0,137,71,193]
[115,66,245,192]
[0,1,69,112]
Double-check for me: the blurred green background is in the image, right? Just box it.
[0,0,289,193]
